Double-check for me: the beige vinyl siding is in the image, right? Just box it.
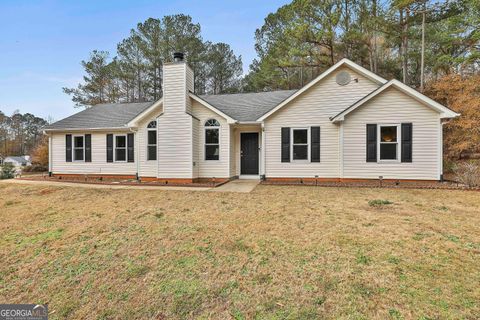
[51,131,136,175]
[264,67,379,178]
[192,117,200,179]
[342,87,440,180]
[137,114,161,178]
[192,100,230,178]
[229,126,236,177]
[185,65,194,114]
[233,125,262,176]
[158,62,194,178]
[157,112,193,179]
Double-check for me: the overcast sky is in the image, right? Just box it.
[0,0,289,121]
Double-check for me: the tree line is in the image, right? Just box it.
[0,111,48,157]
[63,15,243,107]
[244,0,479,91]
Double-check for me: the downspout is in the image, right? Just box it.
[261,122,266,180]
[439,120,445,181]
[339,122,344,180]
[46,132,52,176]
[130,127,139,180]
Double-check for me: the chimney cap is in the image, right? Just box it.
[173,52,184,62]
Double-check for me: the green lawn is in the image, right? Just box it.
[0,182,479,319]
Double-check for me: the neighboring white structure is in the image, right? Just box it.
[44,54,459,182]
[3,156,31,168]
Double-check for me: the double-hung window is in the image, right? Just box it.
[379,125,399,161]
[147,121,157,161]
[115,135,127,162]
[73,135,84,161]
[292,128,309,160]
[205,119,220,160]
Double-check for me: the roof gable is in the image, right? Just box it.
[257,58,387,121]
[330,79,460,122]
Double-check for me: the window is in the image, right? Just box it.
[73,136,84,161]
[379,125,399,160]
[205,119,220,160]
[147,121,157,161]
[115,135,127,162]
[292,128,309,160]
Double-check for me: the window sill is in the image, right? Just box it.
[376,160,400,164]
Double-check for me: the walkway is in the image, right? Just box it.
[210,179,260,193]
[1,178,260,193]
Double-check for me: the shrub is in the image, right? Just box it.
[0,163,16,179]
[22,165,48,173]
[453,161,480,187]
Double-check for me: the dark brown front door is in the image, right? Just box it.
[240,133,259,175]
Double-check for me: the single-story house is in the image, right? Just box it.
[4,156,31,167]
[44,53,459,183]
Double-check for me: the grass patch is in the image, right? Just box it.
[369,199,393,207]
[0,183,479,319]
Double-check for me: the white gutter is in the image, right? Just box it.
[261,122,266,178]
[43,127,130,133]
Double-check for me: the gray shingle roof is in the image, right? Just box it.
[44,102,155,130]
[45,90,297,130]
[199,90,297,122]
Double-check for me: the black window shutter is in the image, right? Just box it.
[85,134,92,162]
[401,123,412,162]
[106,134,113,163]
[366,124,377,162]
[281,127,290,162]
[65,134,72,162]
[127,133,134,163]
[311,126,320,162]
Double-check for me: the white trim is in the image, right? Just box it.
[48,135,52,173]
[72,135,85,162]
[261,122,266,177]
[126,99,163,127]
[339,123,344,178]
[291,127,310,162]
[204,119,220,161]
[377,124,401,163]
[44,127,129,133]
[331,79,460,123]
[257,58,388,121]
[114,134,127,162]
[146,120,157,161]
[132,128,139,178]
[189,93,237,124]
[239,131,261,176]
[439,121,444,180]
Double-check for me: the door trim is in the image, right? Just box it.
[240,132,260,176]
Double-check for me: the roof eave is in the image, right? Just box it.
[43,126,130,133]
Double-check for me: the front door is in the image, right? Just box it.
[240,132,259,175]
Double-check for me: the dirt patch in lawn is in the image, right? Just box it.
[0,183,479,319]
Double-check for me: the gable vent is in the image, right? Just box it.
[336,71,351,86]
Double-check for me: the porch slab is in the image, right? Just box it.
[210,179,260,193]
